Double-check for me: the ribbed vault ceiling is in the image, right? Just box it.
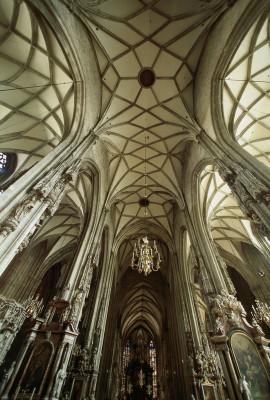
[0,0,82,264]
[118,269,166,341]
[79,0,227,341]
[223,12,270,167]
[0,0,75,173]
[83,0,227,244]
[1,0,269,343]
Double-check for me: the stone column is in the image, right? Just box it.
[211,340,237,400]
[88,301,105,400]
[41,251,100,400]
[165,252,189,399]
[59,205,108,307]
[251,228,270,263]
[0,296,28,365]
[49,343,73,400]
[188,240,226,333]
[0,158,82,275]
[41,216,106,400]
[1,318,42,399]
[185,208,227,295]
[86,253,115,400]
[43,342,66,399]
[67,252,97,329]
[210,240,236,295]
[56,238,102,332]
[210,292,250,399]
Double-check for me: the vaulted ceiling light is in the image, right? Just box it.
[130,136,162,276]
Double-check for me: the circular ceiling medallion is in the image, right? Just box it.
[139,69,155,88]
[139,198,150,207]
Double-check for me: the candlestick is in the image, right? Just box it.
[13,386,20,400]
[30,387,36,400]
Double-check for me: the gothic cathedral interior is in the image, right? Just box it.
[0,0,270,399]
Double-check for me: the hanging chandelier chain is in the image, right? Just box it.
[144,135,147,229]
[130,134,162,276]
[145,135,147,199]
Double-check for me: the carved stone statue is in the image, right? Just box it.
[70,290,85,326]
[0,361,15,395]
[188,355,195,372]
[215,316,225,335]
[61,284,70,300]
[252,318,264,337]
[239,376,253,400]
[195,350,204,373]
[0,195,38,238]
[52,368,67,398]
[78,347,90,371]
[14,195,37,222]
[227,310,241,327]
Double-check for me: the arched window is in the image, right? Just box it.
[0,152,9,193]
[0,152,17,190]
[0,152,8,172]
[150,340,157,398]
[122,340,130,394]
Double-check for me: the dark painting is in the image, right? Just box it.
[202,384,216,400]
[231,332,270,400]
[21,342,52,394]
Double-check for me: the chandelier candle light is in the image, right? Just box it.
[130,135,162,276]
[252,299,270,326]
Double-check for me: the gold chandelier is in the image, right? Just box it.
[130,135,162,276]
[252,300,270,326]
[131,237,161,276]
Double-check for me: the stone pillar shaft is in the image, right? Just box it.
[0,158,82,276]
[0,201,48,275]
[1,337,34,399]
[43,343,66,399]
[185,209,227,295]
[86,255,115,399]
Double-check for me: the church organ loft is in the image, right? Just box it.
[0,0,270,399]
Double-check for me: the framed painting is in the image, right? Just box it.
[230,332,270,400]
[20,342,53,395]
[202,383,216,400]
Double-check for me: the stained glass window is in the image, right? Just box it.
[0,152,17,193]
[0,152,8,194]
[122,340,130,394]
[150,340,157,398]
[0,152,7,172]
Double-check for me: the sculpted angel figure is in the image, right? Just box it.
[239,376,253,400]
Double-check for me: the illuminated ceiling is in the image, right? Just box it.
[77,0,227,341]
[0,0,75,171]
[199,165,260,263]
[84,0,227,243]
[1,0,269,343]
[222,12,270,168]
